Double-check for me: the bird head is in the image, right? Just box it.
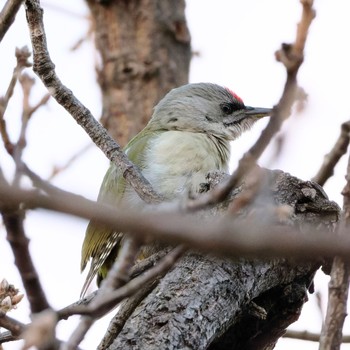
[147,83,271,140]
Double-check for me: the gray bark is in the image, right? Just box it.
[106,169,340,349]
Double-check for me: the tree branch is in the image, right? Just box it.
[1,206,51,313]
[66,237,141,350]
[0,0,24,42]
[0,312,24,338]
[312,121,350,186]
[319,146,350,349]
[186,0,316,212]
[0,169,342,262]
[0,46,32,155]
[24,0,162,204]
[284,329,350,343]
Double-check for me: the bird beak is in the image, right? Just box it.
[244,106,272,119]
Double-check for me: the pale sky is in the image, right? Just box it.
[0,1,350,349]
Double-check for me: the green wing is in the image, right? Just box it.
[80,129,159,295]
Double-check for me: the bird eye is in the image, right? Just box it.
[221,102,244,115]
[221,103,234,115]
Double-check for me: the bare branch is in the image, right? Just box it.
[57,249,170,320]
[61,316,93,350]
[13,73,50,185]
[63,246,184,349]
[284,329,350,343]
[319,148,350,349]
[0,175,343,263]
[24,0,162,204]
[21,162,69,196]
[319,257,350,349]
[0,47,52,317]
[1,207,50,313]
[0,46,32,155]
[48,143,93,180]
[0,0,24,42]
[58,246,185,320]
[0,311,24,338]
[19,72,51,119]
[312,121,350,186]
[67,238,141,349]
[186,0,316,212]
[293,0,316,59]
[92,245,185,318]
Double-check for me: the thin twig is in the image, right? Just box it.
[58,246,185,320]
[57,249,170,320]
[0,0,24,42]
[61,316,94,350]
[284,329,350,343]
[0,47,32,155]
[24,0,162,205]
[66,238,141,349]
[91,245,185,318]
[48,143,93,180]
[0,47,52,316]
[185,0,316,212]
[97,248,182,349]
[312,121,350,186]
[130,248,171,278]
[63,244,178,349]
[22,162,70,196]
[228,166,266,214]
[13,73,50,185]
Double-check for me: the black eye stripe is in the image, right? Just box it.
[220,102,244,115]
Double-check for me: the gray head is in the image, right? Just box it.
[148,83,271,141]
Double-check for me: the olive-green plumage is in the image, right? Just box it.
[80,83,271,296]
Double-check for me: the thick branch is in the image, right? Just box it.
[108,256,316,350]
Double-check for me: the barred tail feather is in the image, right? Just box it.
[80,232,121,298]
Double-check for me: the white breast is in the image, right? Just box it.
[141,131,229,198]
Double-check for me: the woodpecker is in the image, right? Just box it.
[80,82,271,296]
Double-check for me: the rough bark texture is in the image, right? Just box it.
[86,0,191,146]
[104,169,340,349]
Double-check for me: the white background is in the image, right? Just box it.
[0,0,350,349]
